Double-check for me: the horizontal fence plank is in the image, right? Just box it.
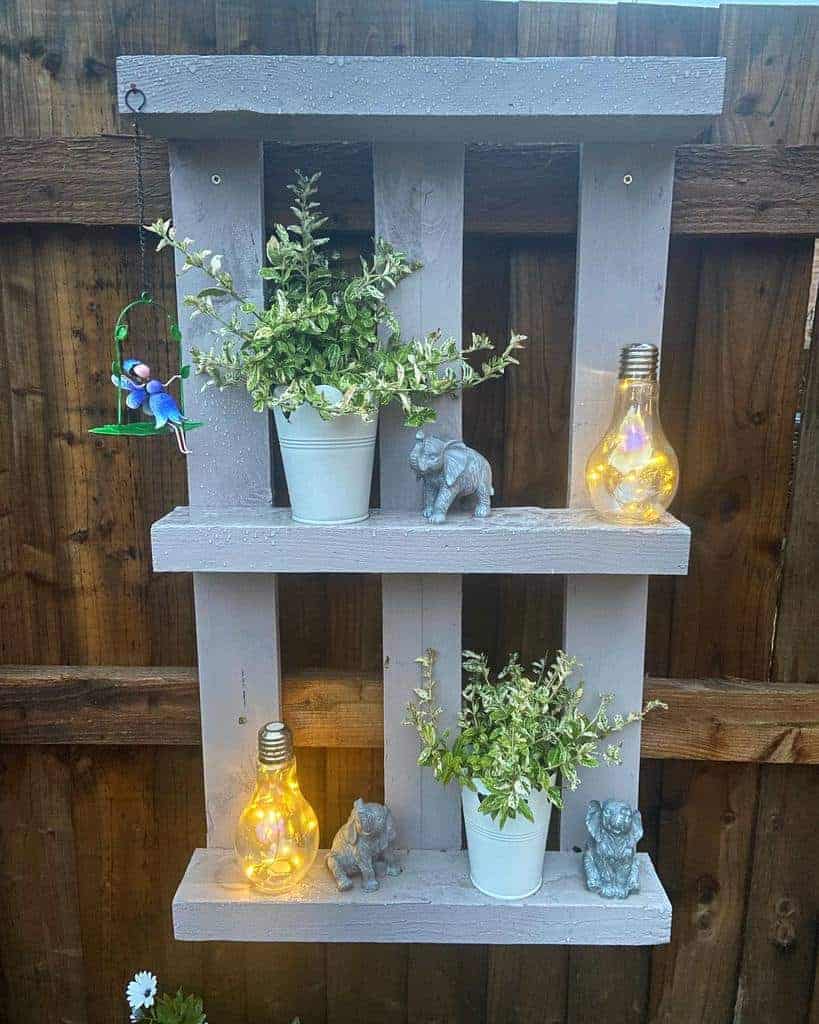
[2,137,818,236]
[0,666,817,762]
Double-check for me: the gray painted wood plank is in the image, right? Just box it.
[373,143,464,508]
[173,848,671,945]
[560,143,678,852]
[561,575,649,851]
[374,143,465,852]
[168,141,280,849]
[150,505,690,576]
[169,140,271,506]
[567,144,677,505]
[192,574,281,848]
[118,56,725,143]
[382,575,462,851]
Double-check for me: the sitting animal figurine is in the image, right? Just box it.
[409,432,493,524]
[326,798,402,892]
[582,799,643,899]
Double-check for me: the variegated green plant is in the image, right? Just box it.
[405,649,665,828]
[148,171,524,426]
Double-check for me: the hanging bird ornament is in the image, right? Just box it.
[112,357,193,455]
[89,84,203,455]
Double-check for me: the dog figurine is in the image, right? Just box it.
[582,799,642,899]
[326,799,402,892]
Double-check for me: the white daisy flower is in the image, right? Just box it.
[126,971,157,1011]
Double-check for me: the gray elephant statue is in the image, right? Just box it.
[326,798,402,892]
[582,799,643,899]
[409,432,493,524]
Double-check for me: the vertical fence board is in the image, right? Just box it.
[668,238,811,681]
[0,747,87,1024]
[651,236,813,1024]
[733,766,819,1024]
[615,3,718,60]
[0,226,193,666]
[715,5,819,146]
[772,321,818,684]
[518,1,616,56]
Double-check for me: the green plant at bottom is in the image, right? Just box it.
[405,648,666,829]
[126,971,205,1024]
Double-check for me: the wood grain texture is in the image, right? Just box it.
[649,761,758,1024]
[5,138,819,237]
[0,226,193,665]
[668,238,812,682]
[173,847,671,945]
[150,505,691,575]
[773,316,818,684]
[733,765,819,1024]
[7,667,819,764]
[716,4,819,145]
[0,747,87,1024]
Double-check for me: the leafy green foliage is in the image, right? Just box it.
[148,171,524,424]
[149,991,207,1024]
[130,989,206,1024]
[405,649,666,829]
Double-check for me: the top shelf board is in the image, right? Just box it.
[151,505,690,576]
[117,55,726,143]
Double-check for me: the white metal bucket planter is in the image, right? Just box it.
[274,385,377,525]
[462,781,554,900]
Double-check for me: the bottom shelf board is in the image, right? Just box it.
[174,848,671,946]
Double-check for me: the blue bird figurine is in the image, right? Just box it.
[112,357,192,454]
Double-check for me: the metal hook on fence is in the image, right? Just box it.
[124,84,146,113]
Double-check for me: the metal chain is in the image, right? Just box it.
[124,85,149,296]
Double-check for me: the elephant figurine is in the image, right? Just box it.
[326,798,402,892]
[582,799,643,899]
[408,432,493,524]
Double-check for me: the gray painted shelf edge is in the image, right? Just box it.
[117,55,726,143]
[173,848,672,945]
[150,505,691,575]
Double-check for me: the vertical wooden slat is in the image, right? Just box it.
[648,761,758,1024]
[733,244,819,1024]
[772,306,818,684]
[561,142,676,852]
[0,226,194,666]
[374,144,465,853]
[650,236,812,1024]
[168,140,280,849]
[715,5,819,146]
[0,747,87,1024]
[372,142,465,506]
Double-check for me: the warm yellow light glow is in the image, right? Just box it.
[585,376,679,525]
[235,757,319,894]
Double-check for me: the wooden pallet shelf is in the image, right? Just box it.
[151,506,690,576]
[120,48,720,946]
[173,848,671,946]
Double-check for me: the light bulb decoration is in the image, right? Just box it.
[585,343,679,524]
[235,721,319,894]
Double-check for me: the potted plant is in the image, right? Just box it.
[149,172,524,524]
[405,649,665,900]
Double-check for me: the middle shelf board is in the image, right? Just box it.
[152,505,690,575]
[174,848,671,945]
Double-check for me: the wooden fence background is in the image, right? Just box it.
[0,1,818,1021]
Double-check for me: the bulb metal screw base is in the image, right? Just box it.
[257,721,293,765]
[618,343,659,382]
